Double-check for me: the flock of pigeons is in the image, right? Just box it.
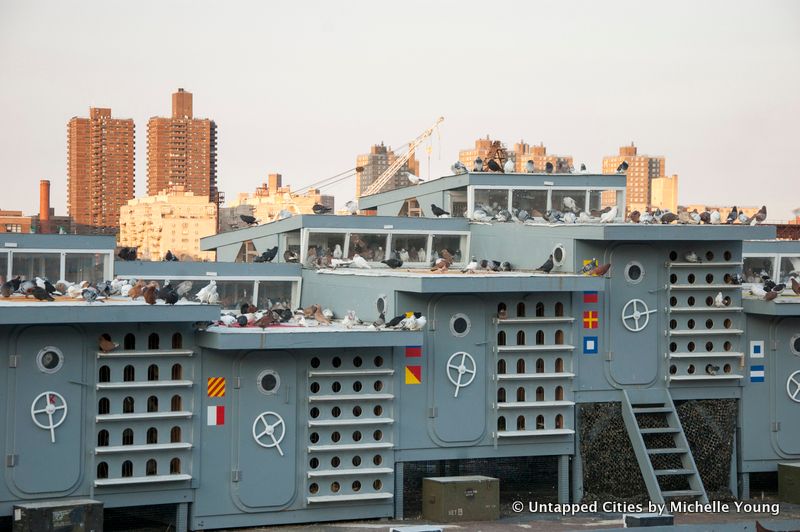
[450,158,595,175]
[747,271,800,301]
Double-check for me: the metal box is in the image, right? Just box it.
[422,475,499,523]
[12,499,103,532]
[778,462,800,504]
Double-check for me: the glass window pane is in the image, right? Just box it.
[431,234,466,264]
[215,281,254,311]
[347,233,388,261]
[588,191,604,212]
[0,252,7,280]
[512,190,547,217]
[474,189,509,214]
[12,252,60,281]
[284,231,301,259]
[743,256,775,283]
[390,234,429,263]
[552,190,586,213]
[65,253,106,283]
[307,232,345,263]
[256,281,295,308]
[778,256,800,284]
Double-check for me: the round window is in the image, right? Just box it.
[624,261,644,284]
[450,314,471,337]
[791,335,800,356]
[552,245,565,266]
[376,296,387,315]
[37,347,64,374]
[257,370,280,395]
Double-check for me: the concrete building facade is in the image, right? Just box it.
[355,143,419,198]
[602,143,666,214]
[510,140,573,173]
[67,107,135,229]
[118,187,217,261]
[147,89,218,202]
[650,174,679,213]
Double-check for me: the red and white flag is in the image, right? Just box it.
[207,405,225,426]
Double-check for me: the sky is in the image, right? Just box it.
[0,0,799,220]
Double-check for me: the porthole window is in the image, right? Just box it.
[791,335,800,356]
[36,347,63,374]
[552,244,566,266]
[624,261,644,284]
[376,295,387,315]
[450,313,471,337]
[257,370,280,395]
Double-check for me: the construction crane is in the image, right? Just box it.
[360,116,444,197]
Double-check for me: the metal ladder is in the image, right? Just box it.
[621,388,708,504]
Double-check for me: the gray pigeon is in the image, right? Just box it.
[537,255,554,273]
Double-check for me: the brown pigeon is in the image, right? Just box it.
[791,277,800,296]
[589,263,612,277]
[254,312,276,329]
[143,282,159,305]
[128,280,147,300]
[764,290,778,301]
[313,306,331,325]
[98,335,118,353]
[628,210,640,223]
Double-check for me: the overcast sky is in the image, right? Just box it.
[1,1,798,219]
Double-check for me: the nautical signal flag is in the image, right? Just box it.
[583,336,598,355]
[750,365,765,383]
[405,346,422,358]
[405,365,421,384]
[207,377,226,397]
[583,291,598,304]
[207,405,225,426]
[583,311,599,329]
[750,340,764,359]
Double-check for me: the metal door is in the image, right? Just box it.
[431,295,486,443]
[775,320,800,455]
[10,326,83,494]
[233,351,297,508]
[609,245,661,385]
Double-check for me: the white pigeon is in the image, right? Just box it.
[276,209,293,220]
[690,211,702,224]
[577,211,592,224]
[503,159,515,173]
[710,211,721,224]
[469,209,491,222]
[67,283,84,298]
[208,291,219,305]
[685,251,701,263]
[525,160,535,173]
[399,315,417,330]
[738,213,750,224]
[563,212,577,224]
[407,315,427,331]
[322,308,334,319]
[195,280,217,304]
[352,254,371,269]
[714,291,725,307]
[640,211,654,224]
[344,201,358,215]
[406,172,424,185]
[562,197,578,213]
[333,244,343,259]
[297,315,309,327]
[417,247,426,263]
[219,314,237,326]
[749,284,767,297]
[331,258,353,269]
[399,249,410,262]
[462,257,480,273]
[342,310,359,329]
[451,161,468,175]
[600,206,618,223]
[120,283,133,297]
[174,280,193,297]
[35,277,47,290]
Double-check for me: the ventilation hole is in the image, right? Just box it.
[331,432,341,443]
[706,296,714,307]
[669,251,678,261]
[669,365,677,375]
[374,380,384,392]
[688,274,695,284]
[724,250,732,261]
[97,430,109,446]
[535,302,545,317]
[688,297,695,307]
[170,395,182,411]
[352,431,362,442]
[331,456,341,468]
[353,405,362,417]
[332,406,341,418]
[706,273,714,284]
[98,365,110,383]
[147,427,158,444]
[147,364,159,381]
[310,407,320,419]
[374,356,384,367]
[121,460,133,477]
[670,319,677,330]
[310,457,319,469]
[517,415,526,430]
[309,483,319,494]
[555,330,564,345]
[688,319,695,329]
[555,386,564,401]
[555,414,564,429]
[688,342,696,352]
[670,296,678,307]
[147,395,158,412]
[170,426,181,443]
[310,382,320,393]
[687,364,695,374]
[536,330,545,345]
[148,333,159,350]
[516,387,526,401]
[123,365,135,382]
[353,381,363,392]
[516,302,526,318]
[724,296,732,306]
[724,341,732,351]
[497,302,507,317]
[724,319,732,329]
[373,479,383,491]
[331,482,340,493]
[516,330,526,345]
[498,388,506,402]
[670,274,677,284]
[146,459,158,476]
[97,462,108,479]
[497,331,506,346]
[373,405,383,416]
[669,342,677,352]
[98,398,110,415]
[171,364,182,379]
[310,357,320,368]
[498,416,506,430]
[310,432,320,444]
[170,458,182,475]
[706,342,714,352]
[724,273,732,284]
[373,430,383,441]
[497,359,506,374]
[536,415,545,429]
[516,359,525,373]
[123,396,135,413]
[171,333,182,349]
[536,386,545,401]
[124,333,135,350]
[555,302,564,317]
[352,480,362,492]
[723,364,732,373]
[332,357,342,368]
[353,356,363,368]
[373,455,383,466]
[706,319,714,329]
[555,358,564,372]
[536,359,544,373]
[352,455,362,467]
[122,428,134,445]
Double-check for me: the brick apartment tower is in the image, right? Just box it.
[602,143,666,214]
[67,108,135,228]
[147,88,218,201]
[355,143,419,198]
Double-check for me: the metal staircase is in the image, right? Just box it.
[621,389,708,504]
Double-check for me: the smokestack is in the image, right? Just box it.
[39,179,51,234]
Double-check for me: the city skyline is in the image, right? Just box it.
[1,1,798,220]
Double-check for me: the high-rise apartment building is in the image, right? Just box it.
[602,143,665,214]
[67,108,135,228]
[458,137,573,173]
[651,174,679,213]
[147,88,218,201]
[355,143,419,198]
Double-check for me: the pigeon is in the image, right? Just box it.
[536,255,554,273]
[762,274,776,292]
[600,206,618,223]
[525,160,535,173]
[495,209,511,222]
[563,211,577,224]
[313,306,331,325]
[406,315,427,331]
[689,210,702,224]
[750,205,767,225]
[750,284,767,297]
[498,307,508,319]
[473,157,484,172]
[342,310,359,329]
[418,248,426,263]
[143,283,158,305]
[545,210,564,224]
[431,258,450,272]
[517,209,530,222]
[431,204,450,217]
[406,172,424,185]
[219,314,237,327]
[96,335,119,355]
[581,258,599,274]
[163,290,179,305]
[254,246,279,263]
[487,159,502,172]
[660,212,678,224]
[371,312,386,329]
[32,286,54,301]
[588,263,612,277]
[254,312,278,328]
[344,200,358,215]
[710,210,721,224]
[699,211,711,224]
[765,290,778,301]
[283,250,299,263]
[726,273,744,285]
[164,250,179,262]
[469,209,491,222]
[499,261,512,272]
[772,283,786,293]
[240,302,257,315]
[332,244,343,259]
[562,197,579,213]
[399,249,410,262]
[81,287,104,303]
[382,258,403,269]
[174,280,193,297]
[462,257,480,274]
[545,161,554,174]
[714,291,725,307]
[330,258,353,269]
[791,277,800,295]
[738,212,750,224]
[18,280,35,297]
[616,161,629,173]
[196,280,218,304]
[0,281,12,298]
[117,247,138,261]
[312,204,332,215]
[579,163,588,174]
[578,211,594,224]
[629,210,641,223]
[240,214,258,226]
[385,314,406,328]
[726,206,738,224]
[685,251,702,263]
[451,161,468,175]
[503,159,515,173]
[705,364,720,376]
[352,254,371,269]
